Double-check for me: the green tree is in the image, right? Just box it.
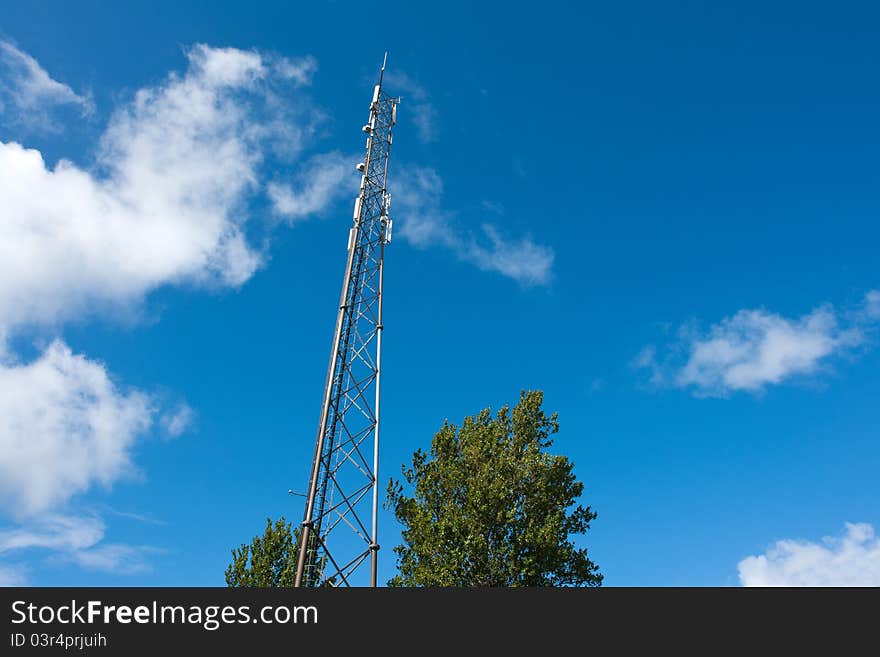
[386,390,602,587]
[225,517,300,587]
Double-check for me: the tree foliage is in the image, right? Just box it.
[386,390,602,587]
[225,517,299,587]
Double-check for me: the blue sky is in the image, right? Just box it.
[1,1,878,586]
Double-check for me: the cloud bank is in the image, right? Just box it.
[0,42,326,578]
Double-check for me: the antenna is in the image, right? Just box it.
[378,51,388,88]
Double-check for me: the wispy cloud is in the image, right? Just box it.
[267,150,358,222]
[101,507,167,526]
[480,200,505,216]
[0,513,161,575]
[634,291,878,396]
[273,55,317,86]
[65,543,159,575]
[866,290,880,319]
[383,70,437,144]
[394,166,554,286]
[160,402,195,439]
[0,40,93,131]
[0,563,26,586]
[463,225,555,286]
[0,514,105,552]
[738,523,880,586]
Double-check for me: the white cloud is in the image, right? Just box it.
[268,150,358,222]
[394,167,457,249]
[0,341,152,517]
[480,200,505,216]
[865,289,880,319]
[0,40,93,131]
[464,224,555,286]
[411,104,438,144]
[274,55,317,86]
[395,166,554,286]
[0,514,104,552]
[383,70,437,143]
[738,523,880,586]
[0,43,317,515]
[0,564,27,586]
[66,543,157,575]
[677,307,859,393]
[0,43,327,578]
[160,403,194,439]
[632,345,663,385]
[0,513,157,575]
[0,43,318,333]
[635,295,877,396]
[102,507,166,526]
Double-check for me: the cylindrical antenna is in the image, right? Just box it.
[378,51,388,88]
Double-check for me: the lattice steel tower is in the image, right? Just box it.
[294,56,399,587]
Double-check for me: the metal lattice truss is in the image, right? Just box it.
[295,75,398,588]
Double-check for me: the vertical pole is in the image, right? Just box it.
[295,225,360,588]
[370,235,385,587]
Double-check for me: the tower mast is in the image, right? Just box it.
[295,55,398,587]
